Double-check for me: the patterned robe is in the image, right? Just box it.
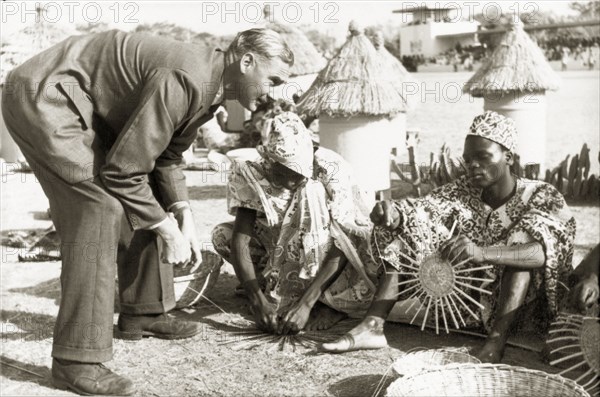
[374,176,576,330]
[214,147,379,316]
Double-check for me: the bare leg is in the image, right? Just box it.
[319,266,398,352]
[476,267,531,363]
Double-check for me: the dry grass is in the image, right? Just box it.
[1,167,597,396]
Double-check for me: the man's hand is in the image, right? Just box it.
[174,207,202,272]
[370,200,401,230]
[277,300,312,335]
[440,235,484,264]
[155,216,192,266]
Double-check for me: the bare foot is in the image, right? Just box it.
[319,315,388,353]
[305,302,348,331]
[475,337,506,363]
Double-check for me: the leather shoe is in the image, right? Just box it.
[117,313,200,340]
[52,358,135,396]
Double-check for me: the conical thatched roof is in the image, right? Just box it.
[262,5,325,77]
[368,30,419,110]
[1,7,77,83]
[464,20,560,97]
[296,21,407,118]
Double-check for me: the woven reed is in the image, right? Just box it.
[386,363,590,397]
[297,21,407,118]
[392,348,481,377]
[547,313,600,395]
[173,250,222,308]
[464,20,560,97]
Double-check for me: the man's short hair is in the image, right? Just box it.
[227,28,294,66]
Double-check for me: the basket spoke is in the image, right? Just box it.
[453,287,485,309]
[397,278,420,287]
[575,368,596,383]
[452,290,481,321]
[434,298,439,334]
[557,359,588,376]
[410,295,428,325]
[454,275,495,283]
[405,290,427,314]
[395,281,421,298]
[455,280,492,295]
[421,296,433,331]
[581,376,600,390]
[549,343,582,355]
[454,265,494,274]
[546,335,580,344]
[447,293,466,327]
[548,328,581,335]
[550,351,585,366]
[450,257,474,269]
[396,249,421,268]
[440,297,450,334]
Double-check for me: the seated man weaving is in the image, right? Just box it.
[321,111,576,363]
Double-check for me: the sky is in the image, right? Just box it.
[1,1,582,42]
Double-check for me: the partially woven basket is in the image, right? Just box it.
[386,363,590,397]
[546,313,600,396]
[392,348,481,377]
[174,250,222,308]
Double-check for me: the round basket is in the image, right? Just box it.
[546,313,600,395]
[392,348,481,377]
[386,363,590,397]
[374,221,494,334]
[174,250,223,308]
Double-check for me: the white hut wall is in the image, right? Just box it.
[388,112,407,154]
[484,92,547,171]
[319,114,391,193]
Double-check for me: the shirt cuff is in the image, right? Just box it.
[167,201,191,214]
[146,215,169,230]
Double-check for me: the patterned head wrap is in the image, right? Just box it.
[467,110,518,152]
[257,111,314,178]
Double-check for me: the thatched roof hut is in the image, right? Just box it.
[463,20,560,97]
[368,30,418,110]
[261,5,325,77]
[296,21,407,118]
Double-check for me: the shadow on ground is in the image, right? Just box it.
[0,310,55,342]
[188,185,227,200]
[327,374,396,397]
[0,356,53,389]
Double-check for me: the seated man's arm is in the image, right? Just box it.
[441,237,545,269]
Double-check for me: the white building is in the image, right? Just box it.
[394,6,480,57]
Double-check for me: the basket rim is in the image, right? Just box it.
[389,363,590,396]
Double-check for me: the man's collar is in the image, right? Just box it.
[211,80,224,106]
[210,49,225,107]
